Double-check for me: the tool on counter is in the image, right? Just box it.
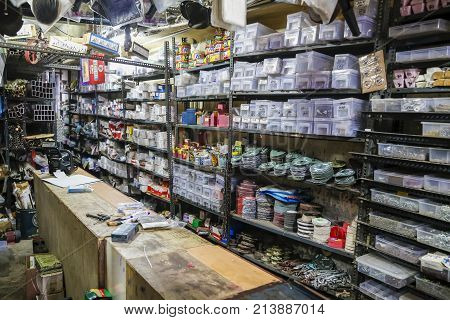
[86,213,111,224]
[68,185,93,193]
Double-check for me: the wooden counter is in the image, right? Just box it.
[34,168,311,300]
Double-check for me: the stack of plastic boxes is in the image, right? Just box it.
[284,11,317,47]
[99,156,128,179]
[233,97,365,137]
[234,23,276,55]
[332,54,361,89]
[130,128,167,150]
[177,68,230,98]
[296,52,334,90]
[172,164,224,213]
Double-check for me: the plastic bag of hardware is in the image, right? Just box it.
[139,215,186,230]
[90,0,145,29]
[303,0,338,24]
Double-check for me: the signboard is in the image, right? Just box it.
[49,36,88,54]
[84,33,120,56]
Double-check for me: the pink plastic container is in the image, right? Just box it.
[405,78,417,88]
[401,0,411,5]
[426,0,440,10]
[442,0,450,8]
[412,3,426,13]
[405,68,420,79]
[394,79,405,88]
[394,70,405,80]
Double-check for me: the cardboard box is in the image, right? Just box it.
[36,271,64,295]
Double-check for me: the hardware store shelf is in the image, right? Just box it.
[175,95,230,102]
[363,111,450,121]
[350,152,450,174]
[397,6,450,24]
[126,141,169,154]
[175,61,230,74]
[124,72,166,81]
[391,87,450,94]
[357,130,450,148]
[143,191,171,204]
[176,124,229,132]
[124,98,166,103]
[355,241,421,269]
[231,213,354,259]
[360,178,450,203]
[232,89,367,99]
[128,163,169,180]
[175,195,225,218]
[173,158,225,175]
[235,128,364,143]
[359,197,450,227]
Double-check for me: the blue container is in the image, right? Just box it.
[181,109,197,125]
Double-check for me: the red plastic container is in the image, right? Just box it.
[400,5,412,16]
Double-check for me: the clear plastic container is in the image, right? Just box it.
[300,26,320,45]
[267,120,281,132]
[281,119,297,133]
[319,20,345,42]
[345,16,376,39]
[284,30,302,47]
[424,175,450,195]
[378,143,395,157]
[242,38,257,54]
[374,169,406,186]
[269,33,285,50]
[245,23,275,38]
[389,19,450,40]
[430,97,450,112]
[333,98,366,120]
[255,100,270,118]
[332,120,360,137]
[234,40,245,55]
[281,58,299,75]
[354,0,379,19]
[332,69,361,89]
[311,71,332,89]
[371,188,423,213]
[402,145,429,161]
[231,78,242,91]
[241,78,258,91]
[297,121,314,134]
[417,226,450,252]
[429,46,450,60]
[263,58,283,75]
[257,78,268,92]
[403,175,424,189]
[356,253,418,289]
[401,98,433,112]
[233,116,241,128]
[244,63,257,78]
[267,102,283,118]
[371,98,402,112]
[234,28,246,41]
[267,76,282,91]
[396,50,412,62]
[429,147,450,164]
[296,52,334,73]
[415,275,450,299]
[359,279,404,300]
[375,234,428,264]
[255,62,267,78]
[286,11,316,31]
[333,54,359,71]
[422,122,450,138]
[420,253,450,283]
[281,75,297,90]
[256,34,271,52]
[313,98,334,119]
[369,211,424,239]
[313,121,333,135]
[296,73,312,89]
[419,200,450,222]
[282,102,298,118]
[233,63,247,78]
[295,100,314,120]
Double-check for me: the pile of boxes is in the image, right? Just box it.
[400,0,447,16]
[99,119,125,139]
[231,52,361,92]
[234,7,377,56]
[97,97,123,118]
[133,173,170,199]
[127,82,168,101]
[128,150,169,178]
[31,254,64,300]
[125,103,173,122]
[99,140,126,162]
[173,164,224,212]
[233,98,367,137]
[181,103,230,128]
[78,97,97,114]
[176,67,230,98]
[128,127,167,150]
[99,156,128,178]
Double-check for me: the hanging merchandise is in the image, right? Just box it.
[80,58,90,85]
[83,33,120,56]
[90,0,144,29]
[0,0,24,37]
[88,56,106,85]
[29,0,75,33]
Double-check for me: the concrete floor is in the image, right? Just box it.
[0,240,33,300]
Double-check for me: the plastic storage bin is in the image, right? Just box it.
[313,98,334,119]
[371,98,402,112]
[263,58,283,75]
[311,71,332,89]
[267,76,282,91]
[296,100,314,120]
[284,30,302,47]
[332,70,361,89]
[359,279,404,300]
[281,75,297,90]
[297,121,314,134]
[375,234,428,264]
[296,73,312,89]
[245,23,275,38]
[267,102,283,118]
[415,275,450,299]
[286,11,316,31]
[418,200,450,222]
[296,52,334,73]
[319,20,344,42]
[332,120,360,137]
[424,175,450,195]
[300,26,319,45]
[255,100,270,117]
[282,102,298,118]
[333,54,359,71]
[420,253,450,283]
[403,175,424,189]
[281,119,297,133]
[345,16,376,39]
[369,211,424,239]
[422,122,450,138]
[416,226,450,252]
[243,38,257,54]
[429,147,450,164]
[333,98,366,120]
[374,170,406,186]
[401,98,433,112]
[378,143,395,157]
[269,33,285,50]
[429,46,450,60]
[354,0,379,18]
[356,253,418,288]
[256,34,271,52]
[313,121,333,135]
[241,78,258,91]
[281,58,299,75]
[389,19,450,40]
[371,188,423,213]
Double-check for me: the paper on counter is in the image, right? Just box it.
[43,170,100,188]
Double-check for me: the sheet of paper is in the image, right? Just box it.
[43,171,100,188]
